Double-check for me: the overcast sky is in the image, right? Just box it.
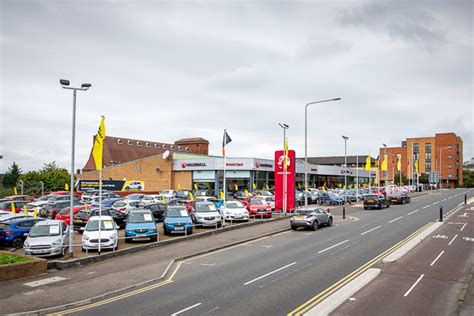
[1,0,472,173]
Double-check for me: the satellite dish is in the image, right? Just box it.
[162,150,170,160]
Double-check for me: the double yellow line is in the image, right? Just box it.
[48,262,183,315]
[288,222,433,315]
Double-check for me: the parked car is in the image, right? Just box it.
[233,190,252,201]
[124,194,145,201]
[144,202,167,221]
[264,196,275,210]
[124,209,158,242]
[112,199,144,212]
[55,205,86,225]
[0,200,28,213]
[2,195,34,203]
[163,206,193,235]
[141,195,160,205]
[192,201,222,227]
[295,190,304,206]
[290,207,333,231]
[124,181,143,191]
[0,212,28,222]
[160,190,176,199]
[319,192,345,205]
[87,194,121,205]
[245,198,272,218]
[82,216,118,251]
[387,192,411,204]
[253,190,274,197]
[221,200,249,222]
[363,194,390,210]
[0,218,45,248]
[175,190,192,200]
[74,208,128,231]
[24,220,68,257]
[40,201,81,219]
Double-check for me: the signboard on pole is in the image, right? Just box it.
[274,150,295,211]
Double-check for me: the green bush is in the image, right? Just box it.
[0,253,31,265]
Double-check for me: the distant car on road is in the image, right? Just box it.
[363,194,390,210]
[163,206,193,235]
[387,191,411,204]
[290,207,333,231]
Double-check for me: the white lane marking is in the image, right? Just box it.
[408,209,420,215]
[361,226,381,236]
[404,274,425,297]
[460,223,467,231]
[86,271,96,275]
[433,201,440,205]
[388,216,404,223]
[448,234,458,246]
[260,245,274,248]
[422,205,430,209]
[442,199,447,202]
[244,262,297,285]
[201,263,216,267]
[430,250,445,266]
[171,303,202,316]
[448,196,453,199]
[24,277,67,288]
[318,239,350,254]
[273,231,291,237]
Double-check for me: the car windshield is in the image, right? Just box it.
[29,225,60,237]
[226,201,244,209]
[296,209,313,215]
[128,212,154,223]
[86,220,115,231]
[265,197,274,202]
[196,203,216,212]
[365,195,378,199]
[251,199,265,205]
[166,208,188,218]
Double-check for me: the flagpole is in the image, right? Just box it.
[356,155,359,200]
[98,168,102,254]
[222,129,227,228]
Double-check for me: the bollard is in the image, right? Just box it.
[439,206,443,222]
[465,194,467,205]
[343,206,346,220]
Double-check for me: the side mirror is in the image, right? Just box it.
[24,233,28,237]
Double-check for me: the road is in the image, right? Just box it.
[55,189,472,316]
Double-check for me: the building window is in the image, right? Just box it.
[162,144,167,149]
[448,145,453,150]
[178,146,182,150]
[448,174,452,178]
[413,143,419,154]
[127,140,132,145]
[425,143,431,153]
[426,153,431,160]
[146,142,151,147]
[137,141,142,146]
[426,161,431,172]
[170,145,175,150]
[448,164,452,169]
[448,154,452,159]
[117,139,122,144]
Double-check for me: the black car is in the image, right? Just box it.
[363,194,390,210]
[144,202,167,221]
[40,201,81,219]
[73,208,128,231]
[387,192,411,204]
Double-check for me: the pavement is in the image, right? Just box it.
[331,197,474,316]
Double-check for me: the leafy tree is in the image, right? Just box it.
[2,162,22,188]
[394,173,408,185]
[419,173,429,184]
[41,169,70,192]
[19,171,43,195]
[463,169,474,188]
[18,162,70,194]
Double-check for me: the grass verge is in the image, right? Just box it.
[0,252,31,265]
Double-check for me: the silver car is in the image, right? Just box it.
[290,207,333,231]
[24,220,69,257]
[192,201,222,228]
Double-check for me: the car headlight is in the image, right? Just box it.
[24,241,30,248]
[52,240,60,246]
[83,235,90,241]
[110,233,117,240]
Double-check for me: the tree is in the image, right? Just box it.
[2,162,22,188]
[17,162,70,194]
[419,173,429,184]
[19,171,43,195]
[394,173,408,185]
[41,161,66,173]
[463,169,474,188]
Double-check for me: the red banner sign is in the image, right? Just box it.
[274,150,295,211]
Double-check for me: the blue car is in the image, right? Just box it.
[163,206,193,235]
[90,198,122,208]
[0,218,45,249]
[125,209,158,242]
[319,192,345,205]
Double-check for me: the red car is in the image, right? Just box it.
[3,195,34,203]
[245,198,272,218]
[55,206,85,225]
[51,191,82,198]
[0,200,29,213]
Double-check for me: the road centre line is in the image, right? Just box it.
[442,199,447,202]
[244,262,297,285]
[430,251,445,266]
[361,226,381,235]
[448,196,453,199]
[318,240,350,254]
[408,209,420,215]
[404,274,425,297]
[171,303,202,316]
[448,234,458,246]
[460,223,467,232]
[433,201,440,205]
[423,205,430,209]
[389,216,404,223]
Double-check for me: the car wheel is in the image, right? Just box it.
[151,236,158,242]
[188,228,193,235]
[125,238,131,243]
[82,247,86,252]
[138,186,142,191]
[364,206,368,210]
[60,246,65,257]
[312,221,319,231]
[291,226,298,231]
[12,238,23,249]
[125,187,130,192]
[387,203,390,208]
[327,217,333,226]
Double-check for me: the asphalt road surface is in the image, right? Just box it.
[58,189,473,316]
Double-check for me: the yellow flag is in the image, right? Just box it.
[365,155,371,171]
[92,116,106,170]
[189,192,194,201]
[253,183,256,190]
[244,189,249,197]
[10,201,15,213]
[65,183,69,191]
[33,207,38,219]
[323,182,326,188]
[85,204,89,215]
[381,155,387,171]
[397,154,401,171]
[415,159,419,173]
[23,205,28,217]
[220,191,225,200]
[234,184,238,191]
[177,183,181,190]
[265,184,269,190]
[13,187,18,195]
[193,183,198,190]
[161,194,167,205]
[339,183,342,188]
[284,137,289,167]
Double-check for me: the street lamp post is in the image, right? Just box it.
[304,98,341,206]
[342,136,349,203]
[279,123,289,215]
[60,79,91,258]
[383,143,388,187]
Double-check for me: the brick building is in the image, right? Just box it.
[379,133,463,188]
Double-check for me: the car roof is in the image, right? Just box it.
[129,208,152,214]
[36,219,63,225]
[89,215,114,221]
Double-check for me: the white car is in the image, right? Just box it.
[141,195,162,205]
[160,190,176,199]
[264,196,275,210]
[24,220,68,257]
[221,201,249,222]
[124,181,144,191]
[82,216,118,251]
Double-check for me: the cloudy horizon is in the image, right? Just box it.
[1,0,472,173]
